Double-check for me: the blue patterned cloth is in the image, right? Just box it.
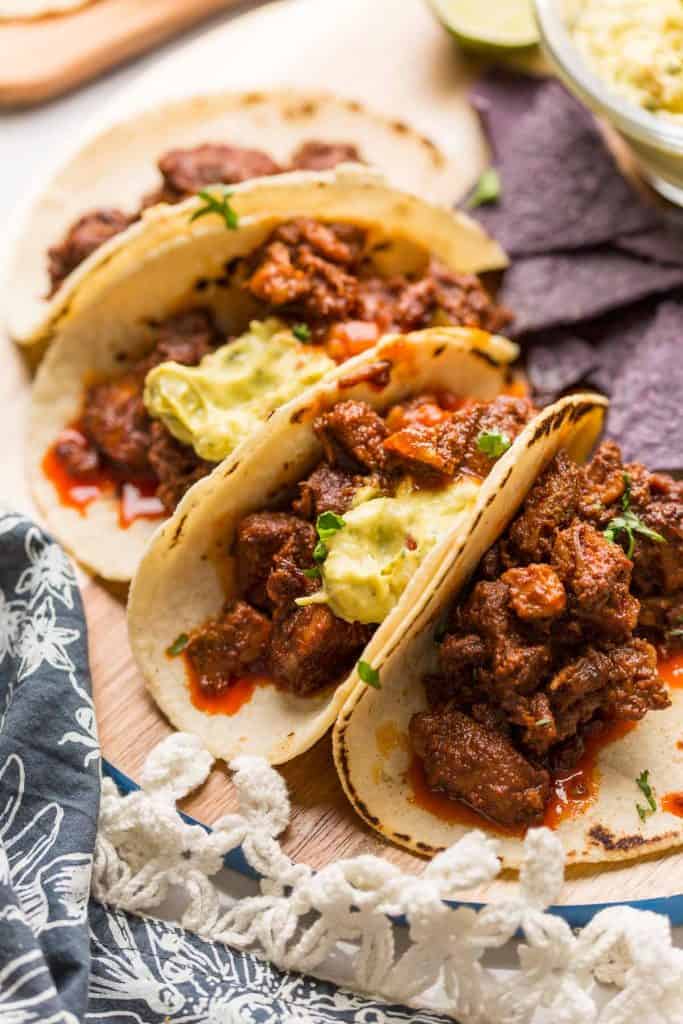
[0,511,448,1023]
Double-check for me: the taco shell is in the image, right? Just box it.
[28,166,508,581]
[127,327,518,765]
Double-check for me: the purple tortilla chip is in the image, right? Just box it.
[469,79,658,255]
[527,334,599,401]
[604,300,683,469]
[502,248,683,336]
[583,302,659,395]
[469,70,548,160]
[615,219,683,267]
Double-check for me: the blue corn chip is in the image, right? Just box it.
[604,300,683,469]
[615,220,683,267]
[527,334,599,401]
[469,70,548,160]
[502,248,683,336]
[468,77,658,255]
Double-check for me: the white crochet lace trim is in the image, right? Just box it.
[93,733,683,1023]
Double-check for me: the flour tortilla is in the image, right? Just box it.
[28,166,508,581]
[6,90,500,344]
[127,327,519,765]
[330,393,682,871]
[0,0,93,17]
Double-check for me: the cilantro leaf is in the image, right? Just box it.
[358,660,381,688]
[476,430,511,459]
[303,565,321,580]
[635,769,657,822]
[166,633,189,657]
[292,323,311,342]
[603,473,665,558]
[313,511,345,564]
[190,188,239,230]
[467,168,501,208]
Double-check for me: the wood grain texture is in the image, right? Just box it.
[1,0,681,912]
[0,0,242,107]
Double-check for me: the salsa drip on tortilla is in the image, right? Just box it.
[175,391,536,704]
[46,138,366,294]
[44,217,510,524]
[411,442,683,831]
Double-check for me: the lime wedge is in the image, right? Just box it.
[429,0,539,52]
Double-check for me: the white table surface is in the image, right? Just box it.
[1,1,679,1016]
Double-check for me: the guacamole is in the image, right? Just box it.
[301,477,480,624]
[144,319,335,462]
[572,0,683,119]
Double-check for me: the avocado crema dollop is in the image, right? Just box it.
[143,319,335,462]
[299,477,481,625]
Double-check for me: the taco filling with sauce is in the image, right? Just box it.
[46,140,365,294]
[180,392,535,702]
[42,217,511,526]
[411,442,682,830]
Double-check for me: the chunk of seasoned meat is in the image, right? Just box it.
[236,512,316,610]
[147,421,213,513]
[265,534,318,609]
[149,308,218,366]
[384,396,534,480]
[391,259,512,335]
[314,399,388,472]
[384,393,453,432]
[578,440,626,525]
[506,451,580,564]
[462,579,552,698]
[547,639,669,744]
[410,707,550,828]
[157,143,282,198]
[47,209,133,294]
[185,600,272,693]
[631,493,683,596]
[552,521,639,640]
[290,140,363,171]
[426,633,487,707]
[53,429,100,477]
[293,463,361,518]
[243,218,365,323]
[82,374,152,471]
[501,564,566,621]
[268,604,372,695]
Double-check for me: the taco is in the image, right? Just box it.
[6,90,477,345]
[334,398,683,868]
[126,326,535,764]
[28,167,508,581]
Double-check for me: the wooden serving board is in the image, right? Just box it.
[0,0,244,107]
[3,0,683,921]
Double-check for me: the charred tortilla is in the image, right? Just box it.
[5,90,492,345]
[127,328,520,764]
[333,394,683,868]
[28,167,508,581]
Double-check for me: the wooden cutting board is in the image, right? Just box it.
[3,0,682,922]
[0,0,244,107]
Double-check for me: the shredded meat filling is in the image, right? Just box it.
[412,441,679,828]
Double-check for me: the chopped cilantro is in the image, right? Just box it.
[604,473,666,558]
[476,430,511,459]
[303,566,322,580]
[190,188,239,230]
[358,660,381,688]
[467,168,501,209]
[635,769,657,822]
[166,633,189,657]
[314,511,345,562]
[292,323,311,342]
